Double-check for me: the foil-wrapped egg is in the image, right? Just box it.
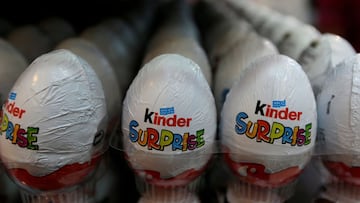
[221,54,317,187]
[0,49,107,191]
[122,54,216,187]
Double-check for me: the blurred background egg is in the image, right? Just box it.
[7,25,52,63]
[277,24,320,60]
[38,17,76,46]
[299,33,356,95]
[317,54,360,185]
[81,25,133,91]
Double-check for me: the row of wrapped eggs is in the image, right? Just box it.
[0,7,156,203]
[0,1,358,203]
[222,0,360,202]
[124,2,316,203]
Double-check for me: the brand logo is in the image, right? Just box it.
[128,108,204,151]
[234,100,312,146]
[254,100,302,121]
[0,93,39,150]
[144,108,192,127]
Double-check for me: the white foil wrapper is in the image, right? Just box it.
[221,54,316,182]
[325,33,356,67]
[0,49,107,177]
[317,54,360,166]
[56,38,122,126]
[122,54,216,181]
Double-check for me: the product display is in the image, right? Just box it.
[0,0,358,202]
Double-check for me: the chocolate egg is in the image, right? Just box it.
[122,54,216,186]
[0,49,107,191]
[317,54,360,185]
[221,54,317,187]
